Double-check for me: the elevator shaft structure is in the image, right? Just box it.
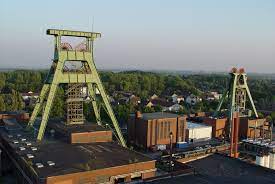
[214,68,258,145]
[27,29,126,147]
[215,68,258,119]
[66,83,85,125]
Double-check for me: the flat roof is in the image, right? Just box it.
[2,118,22,131]
[132,112,181,120]
[187,121,210,129]
[146,154,275,184]
[47,121,109,134]
[0,128,153,178]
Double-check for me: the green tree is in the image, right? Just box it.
[143,106,154,113]
[0,95,5,111]
[154,105,162,112]
[115,104,130,123]
[271,112,275,121]
[50,88,65,117]
[9,90,24,111]
[83,102,96,122]
[178,106,188,115]
[0,73,6,91]
[257,112,264,118]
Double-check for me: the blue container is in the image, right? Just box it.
[176,142,188,149]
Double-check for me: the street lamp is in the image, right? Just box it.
[169,132,174,171]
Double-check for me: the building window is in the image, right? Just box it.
[164,122,167,138]
[168,122,171,138]
[161,121,164,139]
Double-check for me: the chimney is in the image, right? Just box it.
[135,111,142,119]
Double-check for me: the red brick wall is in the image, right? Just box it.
[70,131,112,144]
[239,118,265,138]
[148,118,177,147]
[202,117,228,138]
[46,161,156,184]
[129,115,187,148]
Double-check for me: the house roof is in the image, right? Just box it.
[21,92,39,96]
[150,98,174,107]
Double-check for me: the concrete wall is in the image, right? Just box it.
[187,126,212,142]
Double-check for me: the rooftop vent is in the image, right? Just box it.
[26,154,34,159]
[19,147,26,151]
[20,138,26,142]
[31,147,37,151]
[35,163,44,168]
[47,161,55,166]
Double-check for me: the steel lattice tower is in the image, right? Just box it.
[27,29,126,147]
[214,68,259,141]
[215,67,258,119]
[66,83,85,125]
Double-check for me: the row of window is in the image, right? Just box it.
[157,121,171,139]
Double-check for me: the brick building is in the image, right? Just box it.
[0,118,156,184]
[202,117,228,138]
[201,116,267,139]
[239,117,267,139]
[128,112,187,149]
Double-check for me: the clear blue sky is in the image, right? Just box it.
[1,0,275,73]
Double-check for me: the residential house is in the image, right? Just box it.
[112,91,140,106]
[21,91,39,106]
[163,103,182,112]
[171,93,185,104]
[146,97,183,112]
[205,91,222,101]
[150,94,159,100]
[186,94,202,105]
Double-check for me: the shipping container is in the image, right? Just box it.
[176,141,188,149]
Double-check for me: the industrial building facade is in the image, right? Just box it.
[128,112,187,149]
[202,117,228,138]
[201,116,267,139]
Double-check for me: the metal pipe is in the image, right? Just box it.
[230,113,235,157]
[234,112,239,158]
[254,119,258,140]
[270,121,273,143]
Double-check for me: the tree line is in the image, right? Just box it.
[0,70,274,124]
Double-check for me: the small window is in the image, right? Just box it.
[115,178,125,183]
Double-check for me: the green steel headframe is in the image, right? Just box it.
[27,29,126,147]
[214,68,258,120]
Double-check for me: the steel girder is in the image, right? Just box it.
[27,29,126,147]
